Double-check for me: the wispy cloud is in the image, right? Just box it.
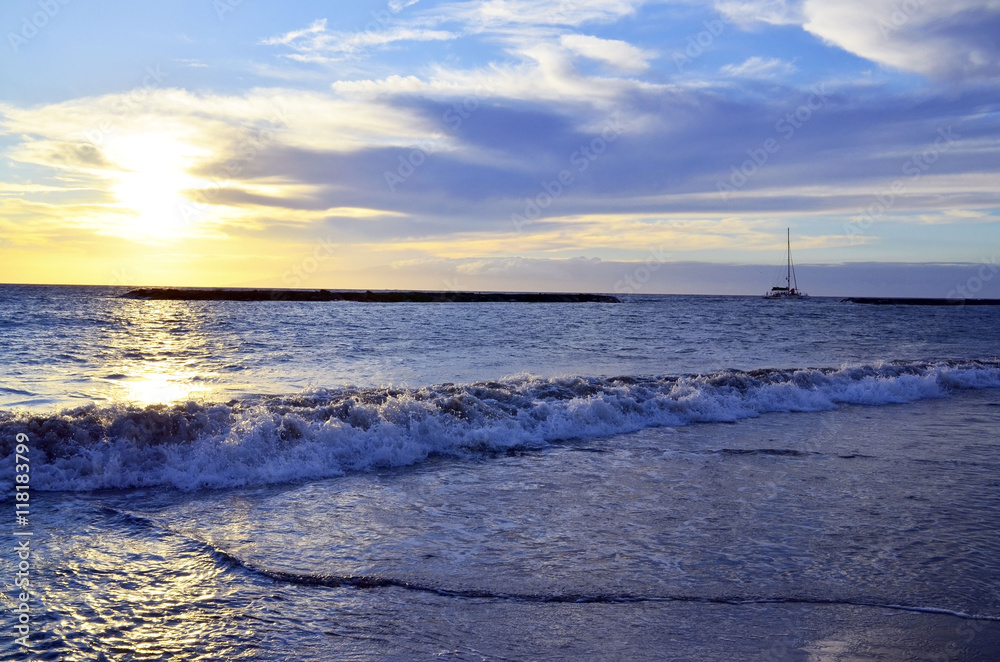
[261,18,328,47]
[720,56,796,79]
[263,18,457,61]
[715,0,804,26]
[441,0,651,29]
[559,34,656,73]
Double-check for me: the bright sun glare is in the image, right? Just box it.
[106,133,208,241]
[124,368,209,407]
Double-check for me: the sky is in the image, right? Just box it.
[0,0,998,296]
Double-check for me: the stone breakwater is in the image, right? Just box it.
[843,297,1000,306]
[121,288,622,303]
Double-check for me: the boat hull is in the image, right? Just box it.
[764,290,808,299]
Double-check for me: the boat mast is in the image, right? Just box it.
[786,228,791,290]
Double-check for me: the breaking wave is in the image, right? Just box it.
[2,359,998,492]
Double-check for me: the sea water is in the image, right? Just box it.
[1,285,999,660]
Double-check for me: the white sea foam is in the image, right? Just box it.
[2,359,998,492]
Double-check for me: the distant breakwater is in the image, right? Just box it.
[120,288,622,303]
[843,297,1000,306]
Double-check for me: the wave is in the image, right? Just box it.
[2,358,998,492]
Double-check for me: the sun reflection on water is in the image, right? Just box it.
[106,300,220,407]
[43,511,258,661]
[123,367,210,407]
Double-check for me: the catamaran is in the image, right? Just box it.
[765,228,807,298]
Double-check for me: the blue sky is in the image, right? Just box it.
[1,0,998,295]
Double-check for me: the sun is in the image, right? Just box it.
[104,132,210,241]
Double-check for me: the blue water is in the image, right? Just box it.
[2,285,998,414]
[1,285,999,660]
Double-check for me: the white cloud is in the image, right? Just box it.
[332,43,664,117]
[712,0,1000,81]
[559,34,655,73]
[0,88,436,157]
[264,1,658,65]
[803,0,1000,81]
[720,56,796,78]
[0,86,446,241]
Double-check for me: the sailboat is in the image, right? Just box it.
[765,228,807,298]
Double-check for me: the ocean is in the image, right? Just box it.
[2,284,999,660]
